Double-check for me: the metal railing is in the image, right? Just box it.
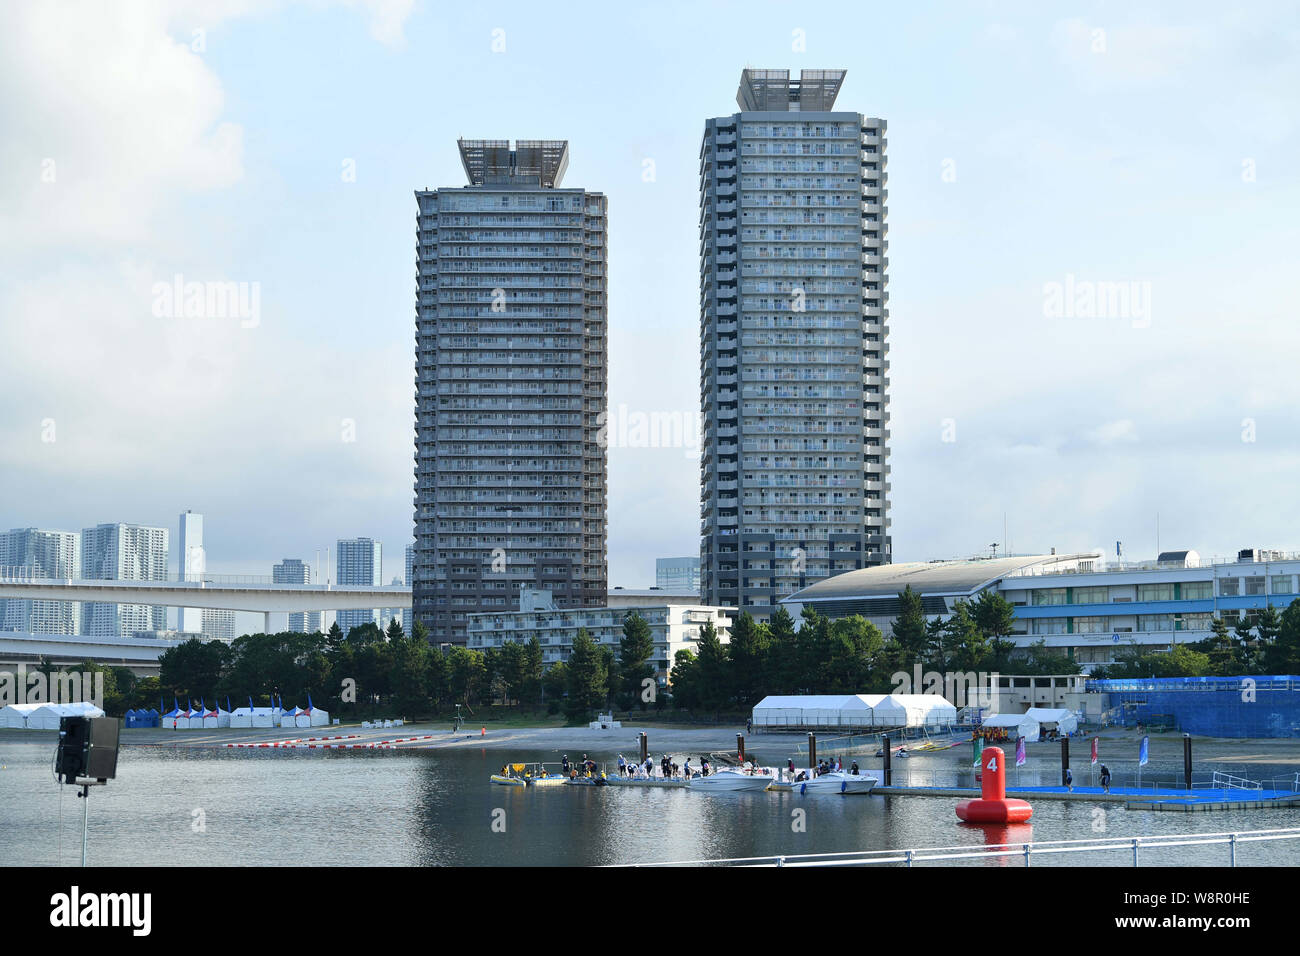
[628,827,1300,867]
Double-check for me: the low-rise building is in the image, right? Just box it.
[784,547,1300,673]
[466,589,732,683]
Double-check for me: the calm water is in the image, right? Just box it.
[3,739,1299,866]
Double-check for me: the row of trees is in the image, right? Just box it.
[152,612,664,722]
[47,588,1300,720]
[668,588,1073,712]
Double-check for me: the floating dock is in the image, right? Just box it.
[604,776,688,788]
[874,784,1300,812]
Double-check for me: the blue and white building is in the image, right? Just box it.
[783,548,1300,672]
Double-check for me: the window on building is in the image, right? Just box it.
[1272,575,1294,595]
[1032,588,1067,606]
[1032,618,1068,635]
[1074,616,1108,634]
[1073,586,1108,604]
[1182,581,1212,600]
[1137,615,1174,632]
[1219,578,1240,597]
[1138,583,1174,602]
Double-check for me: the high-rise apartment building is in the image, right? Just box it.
[336,537,381,634]
[80,522,169,637]
[200,608,237,641]
[412,139,608,645]
[0,528,81,634]
[656,556,702,593]
[700,69,891,618]
[273,558,322,634]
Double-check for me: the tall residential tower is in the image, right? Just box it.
[412,139,608,645]
[699,69,891,618]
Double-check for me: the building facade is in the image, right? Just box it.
[0,528,81,634]
[700,68,891,621]
[336,538,382,634]
[273,558,322,633]
[466,591,731,684]
[655,556,701,593]
[80,523,169,637]
[784,548,1300,673]
[412,138,608,645]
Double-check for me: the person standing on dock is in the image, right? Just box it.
[1099,764,1112,794]
[617,754,626,776]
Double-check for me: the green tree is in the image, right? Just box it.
[726,611,771,707]
[694,620,730,711]
[565,629,607,721]
[669,649,700,710]
[158,638,231,699]
[943,600,990,672]
[891,585,928,662]
[385,616,405,641]
[764,606,799,694]
[446,646,487,706]
[617,612,657,710]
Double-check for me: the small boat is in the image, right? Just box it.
[491,773,527,787]
[689,768,776,793]
[790,771,878,795]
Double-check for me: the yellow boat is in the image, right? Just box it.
[491,762,529,786]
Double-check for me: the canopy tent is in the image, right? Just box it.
[1025,707,1079,736]
[125,708,158,728]
[981,712,1040,742]
[751,695,877,729]
[161,703,183,729]
[202,704,231,729]
[25,701,105,730]
[887,694,959,728]
[298,694,330,728]
[0,702,43,728]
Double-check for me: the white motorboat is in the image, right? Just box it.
[689,768,776,793]
[790,771,878,795]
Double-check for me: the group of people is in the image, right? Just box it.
[604,753,716,780]
[560,754,600,779]
[786,756,860,782]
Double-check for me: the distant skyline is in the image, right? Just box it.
[3,2,1299,595]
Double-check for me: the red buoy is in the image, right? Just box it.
[956,746,1033,823]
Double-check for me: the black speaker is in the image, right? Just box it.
[56,716,120,784]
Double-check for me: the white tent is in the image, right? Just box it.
[751,695,876,729]
[1025,707,1079,736]
[889,694,959,728]
[0,702,43,728]
[25,701,105,729]
[202,706,231,729]
[982,712,1040,742]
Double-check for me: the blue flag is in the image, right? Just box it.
[1139,735,1149,767]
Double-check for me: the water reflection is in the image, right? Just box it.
[1,740,1297,867]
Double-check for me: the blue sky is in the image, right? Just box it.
[2,0,1299,605]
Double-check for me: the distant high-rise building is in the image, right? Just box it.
[0,528,81,634]
[412,138,609,645]
[699,69,891,619]
[382,577,404,635]
[336,538,381,634]
[201,608,237,641]
[273,558,322,633]
[80,523,169,637]
[177,511,205,633]
[655,557,701,593]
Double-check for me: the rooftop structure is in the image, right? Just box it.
[736,68,846,111]
[457,138,570,187]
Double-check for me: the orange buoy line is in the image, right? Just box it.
[956,746,1033,824]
